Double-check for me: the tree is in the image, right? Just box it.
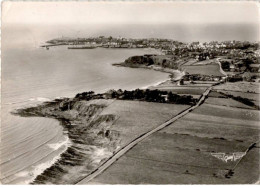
[167,92,176,103]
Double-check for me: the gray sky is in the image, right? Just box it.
[2,1,259,25]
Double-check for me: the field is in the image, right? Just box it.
[16,99,189,184]
[212,82,260,107]
[89,95,260,184]
[182,59,198,66]
[193,59,215,65]
[214,81,260,94]
[205,97,255,110]
[181,59,216,66]
[151,85,207,95]
[99,100,189,148]
[181,64,225,76]
[216,91,259,104]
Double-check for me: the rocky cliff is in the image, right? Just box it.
[13,99,119,184]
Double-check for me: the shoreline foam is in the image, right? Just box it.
[13,138,71,184]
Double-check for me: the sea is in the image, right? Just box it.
[1,25,169,184]
[1,23,258,184]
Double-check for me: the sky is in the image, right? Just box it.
[2,1,259,25]
[1,1,260,42]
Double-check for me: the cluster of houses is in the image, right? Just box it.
[46,36,259,77]
[219,58,260,73]
[46,36,178,49]
[46,36,258,59]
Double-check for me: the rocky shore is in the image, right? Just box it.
[12,89,196,184]
[12,98,119,184]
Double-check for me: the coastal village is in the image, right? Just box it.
[14,36,260,184]
[44,36,260,83]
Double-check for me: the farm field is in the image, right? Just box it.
[188,81,218,86]
[181,59,197,66]
[181,59,216,66]
[99,100,189,148]
[88,95,260,184]
[150,86,207,95]
[193,59,215,65]
[182,64,225,76]
[205,97,255,110]
[154,80,215,87]
[210,81,259,105]
[214,90,259,103]
[214,81,260,94]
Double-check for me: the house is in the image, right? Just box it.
[161,94,168,101]
[230,64,235,72]
[213,77,220,81]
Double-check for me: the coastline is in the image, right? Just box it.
[12,99,118,184]
[19,138,71,184]
[14,70,177,184]
[13,84,195,184]
[113,62,184,78]
[140,78,171,90]
[2,46,169,185]
[113,62,185,90]
[9,49,186,184]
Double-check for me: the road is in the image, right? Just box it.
[216,58,227,77]
[76,86,213,184]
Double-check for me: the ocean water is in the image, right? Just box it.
[1,31,169,184]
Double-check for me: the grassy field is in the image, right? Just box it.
[99,100,189,148]
[181,64,225,76]
[193,59,216,65]
[214,82,260,94]
[89,95,259,184]
[211,82,259,107]
[150,86,207,95]
[205,97,255,110]
[182,59,198,66]
[214,90,259,102]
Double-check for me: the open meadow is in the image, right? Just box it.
[213,82,260,106]
[181,64,225,77]
[99,100,189,148]
[150,85,208,95]
[88,91,260,184]
[213,81,260,94]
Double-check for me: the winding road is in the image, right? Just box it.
[76,85,214,184]
[216,58,228,77]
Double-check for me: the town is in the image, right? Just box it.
[44,36,260,83]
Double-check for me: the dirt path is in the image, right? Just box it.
[76,86,214,184]
[216,58,227,77]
